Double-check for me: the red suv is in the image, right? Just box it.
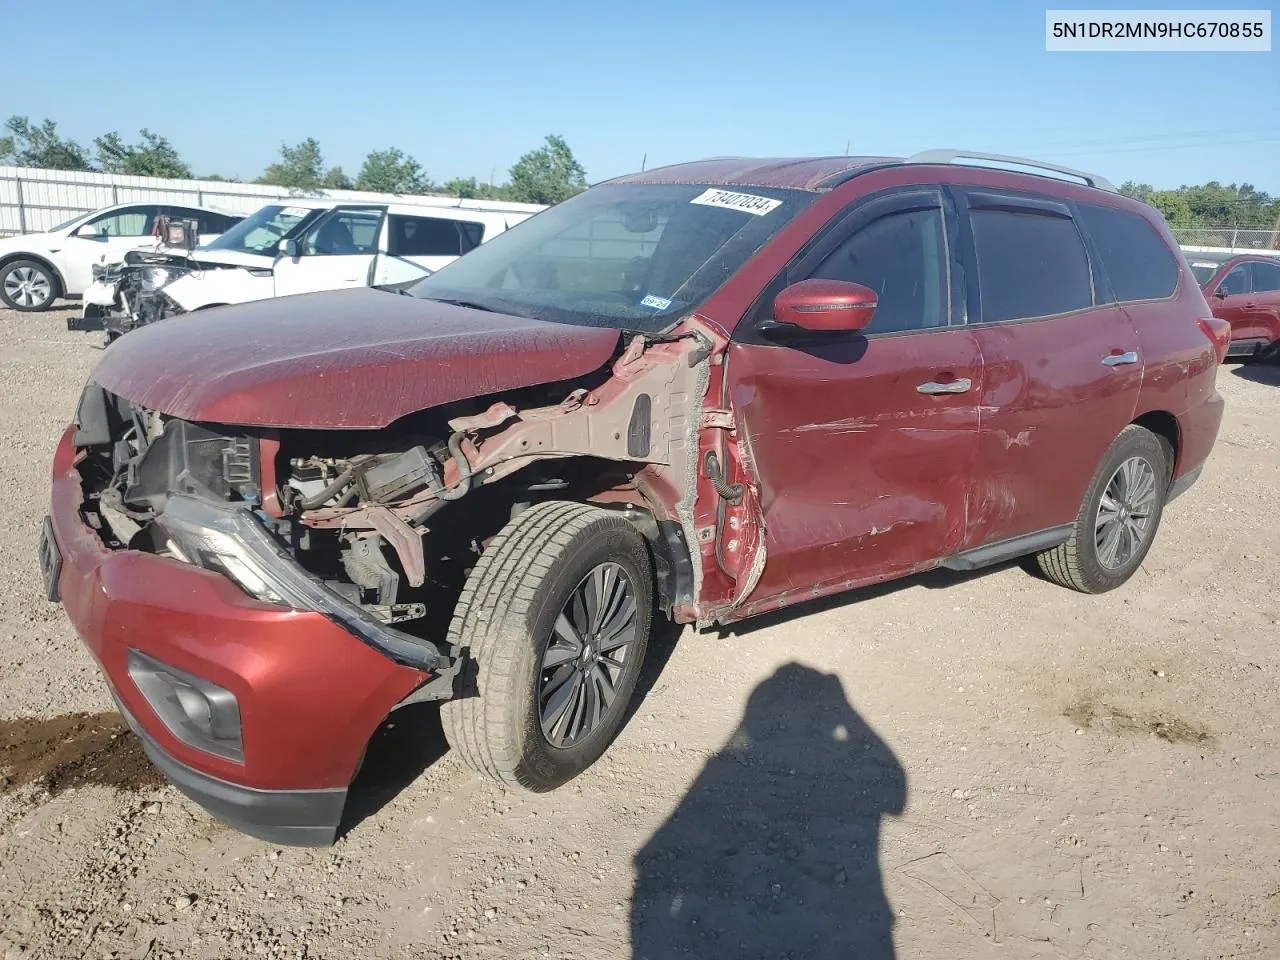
[41,150,1227,845]
[1186,252,1280,360]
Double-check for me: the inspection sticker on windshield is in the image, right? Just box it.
[690,188,782,216]
[281,206,311,218]
[639,294,672,310]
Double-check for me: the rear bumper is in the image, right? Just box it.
[118,698,346,846]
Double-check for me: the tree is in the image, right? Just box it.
[507,134,586,205]
[323,166,353,190]
[356,148,429,194]
[0,116,92,170]
[441,176,509,200]
[258,138,327,190]
[94,129,191,178]
[1118,181,1153,202]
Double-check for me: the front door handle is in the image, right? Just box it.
[916,378,972,395]
[1102,351,1139,367]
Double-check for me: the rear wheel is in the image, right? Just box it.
[1,259,59,311]
[1035,425,1170,593]
[441,502,653,791]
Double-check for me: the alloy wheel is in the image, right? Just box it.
[538,561,638,748]
[1094,455,1158,570]
[3,266,53,308]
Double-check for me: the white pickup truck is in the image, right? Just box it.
[77,195,543,338]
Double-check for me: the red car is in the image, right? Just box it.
[1185,252,1280,360]
[41,150,1228,845]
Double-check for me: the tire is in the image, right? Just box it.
[1035,425,1170,594]
[441,501,653,791]
[0,259,60,311]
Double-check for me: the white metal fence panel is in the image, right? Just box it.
[0,166,544,236]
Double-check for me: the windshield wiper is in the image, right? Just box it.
[420,297,517,316]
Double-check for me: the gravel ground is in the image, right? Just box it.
[1,305,1277,960]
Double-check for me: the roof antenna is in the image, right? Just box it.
[641,152,647,171]
[844,140,850,156]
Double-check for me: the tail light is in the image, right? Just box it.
[1197,316,1231,364]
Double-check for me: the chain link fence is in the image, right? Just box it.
[1171,225,1280,252]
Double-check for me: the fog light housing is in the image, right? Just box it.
[127,649,243,762]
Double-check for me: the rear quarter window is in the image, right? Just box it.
[969,204,1093,322]
[1078,203,1179,302]
[388,215,485,257]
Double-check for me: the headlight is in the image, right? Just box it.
[158,515,289,606]
[140,265,184,292]
[127,649,243,762]
[154,495,446,672]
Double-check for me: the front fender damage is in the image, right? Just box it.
[296,315,767,625]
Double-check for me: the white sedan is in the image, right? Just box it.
[0,202,241,311]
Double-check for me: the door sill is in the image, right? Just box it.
[941,524,1073,572]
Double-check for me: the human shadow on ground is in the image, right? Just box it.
[631,662,906,959]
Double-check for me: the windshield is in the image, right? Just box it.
[407,183,814,332]
[204,204,319,255]
[1189,261,1223,287]
[49,213,87,233]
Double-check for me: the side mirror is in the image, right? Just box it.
[772,279,878,333]
[279,238,299,259]
[74,224,102,239]
[1213,287,1229,299]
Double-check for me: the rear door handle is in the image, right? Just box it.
[1102,351,1139,367]
[916,378,972,395]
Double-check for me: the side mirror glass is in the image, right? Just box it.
[279,238,299,259]
[772,278,878,333]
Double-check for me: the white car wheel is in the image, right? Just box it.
[1,260,59,311]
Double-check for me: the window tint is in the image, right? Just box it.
[1189,261,1224,287]
[1219,265,1249,296]
[165,207,237,235]
[388,215,484,257]
[807,206,948,334]
[969,207,1092,322]
[300,208,383,256]
[1250,261,1280,293]
[1077,203,1178,302]
[84,205,159,238]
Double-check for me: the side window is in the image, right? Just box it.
[387,215,484,257]
[1249,261,1280,293]
[165,207,226,234]
[968,203,1093,322]
[806,206,949,334]
[1077,203,1178,302]
[84,205,159,238]
[300,208,384,256]
[1219,265,1249,296]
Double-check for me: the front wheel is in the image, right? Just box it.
[0,259,59,311]
[1035,425,1170,593]
[441,501,653,791]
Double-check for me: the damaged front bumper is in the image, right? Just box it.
[43,426,448,844]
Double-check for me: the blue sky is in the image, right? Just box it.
[3,0,1276,191]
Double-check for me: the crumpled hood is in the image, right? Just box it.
[89,288,622,429]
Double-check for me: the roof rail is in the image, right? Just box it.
[904,149,1116,192]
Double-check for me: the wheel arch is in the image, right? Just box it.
[1131,409,1180,480]
[0,251,66,296]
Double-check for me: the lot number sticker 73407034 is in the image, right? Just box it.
[690,188,782,216]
